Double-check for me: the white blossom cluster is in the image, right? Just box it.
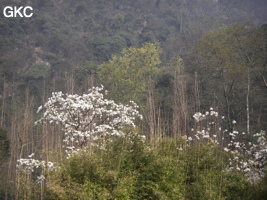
[35,86,143,154]
[191,108,223,144]
[191,109,267,182]
[226,130,267,182]
[193,107,219,122]
[36,175,45,184]
[16,154,56,183]
[16,158,46,173]
[16,157,56,172]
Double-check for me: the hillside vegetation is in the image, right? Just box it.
[0,0,267,199]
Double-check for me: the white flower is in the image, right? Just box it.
[37,175,45,184]
[244,168,250,172]
[193,112,204,122]
[203,134,210,139]
[232,120,237,124]
[28,153,34,158]
[35,86,143,154]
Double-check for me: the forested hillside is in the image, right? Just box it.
[0,0,267,199]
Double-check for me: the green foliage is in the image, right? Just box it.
[25,63,50,80]
[221,173,253,200]
[133,140,186,199]
[21,63,50,96]
[91,34,128,61]
[45,134,263,200]
[46,131,143,199]
[0,129,9,162]
[189,24,267,131]
[74,61,98,87]
[0,36,10,53]
[98,43,161,104]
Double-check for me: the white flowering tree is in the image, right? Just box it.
[16,86,143,197]
[226,130,267,182]
[190,108,267,182]
[35,85,143,154]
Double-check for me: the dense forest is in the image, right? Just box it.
[0,0,267,199]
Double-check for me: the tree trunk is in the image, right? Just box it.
[173,58,188,137]
[246,67,250,134]
[147,75,156,139]
[194,71,200,112]
[1,77,6,128]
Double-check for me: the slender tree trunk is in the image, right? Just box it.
[88,73,94,88]
[194,71,200,112]
[1,77,6,128]
[173,66,179,137]
[246,67,250,134]
[180,4,183,34]
[66,71,74,94]
[147,75,156,139]
[260,74,267,89]
[173,58,188,137]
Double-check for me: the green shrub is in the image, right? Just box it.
[45,136,263,199]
